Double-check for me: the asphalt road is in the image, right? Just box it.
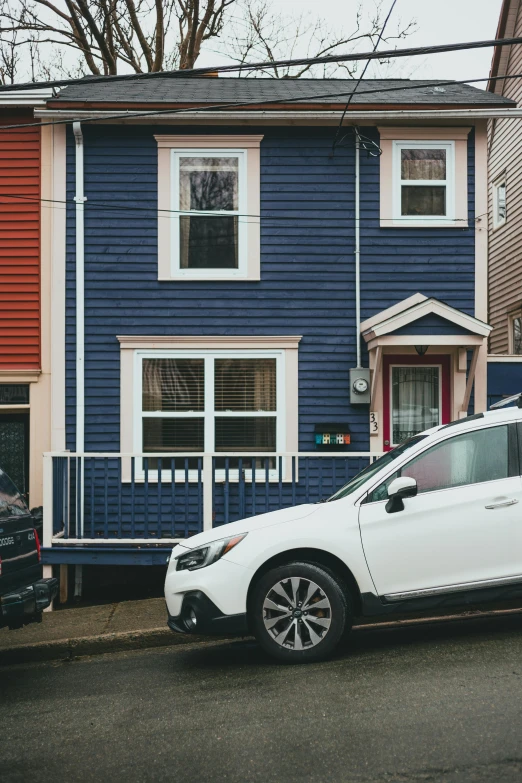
[2,613,522,783]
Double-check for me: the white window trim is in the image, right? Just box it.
[392,140,455,227]
[156,135,263,281]
[377,127,470,229]
[119,335,300,482]
[492,174,507,230]
[508,309,522,355]
[389,363,443,448]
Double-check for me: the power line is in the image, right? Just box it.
[0,192,487,226]
[0,35,520,94]
[0,71,519,135]
[332,0,398,151]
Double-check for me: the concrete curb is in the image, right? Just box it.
[0,627,230,666]
[1,605,521,667]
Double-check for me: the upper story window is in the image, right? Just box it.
[175,152,244,272]
[378,127,470,229]
[394,141,455,224]
[493,175,507,229]
[156,135,262,281]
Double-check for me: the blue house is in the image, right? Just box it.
[37,76,515,590]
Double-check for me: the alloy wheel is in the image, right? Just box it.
[262,576,332,650]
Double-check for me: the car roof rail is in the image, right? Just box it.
[490,392,522,410]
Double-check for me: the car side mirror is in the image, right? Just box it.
[385,476,418,514]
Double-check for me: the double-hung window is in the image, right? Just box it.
[136,350,285,476]
[393,141,455,224]
[156,136,262,281]
[173,151,246,275]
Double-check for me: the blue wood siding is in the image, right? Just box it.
[487,361,522,408]
[66,126,476,455]
[389,314,474,336]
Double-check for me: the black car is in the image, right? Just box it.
[0,467,57,630]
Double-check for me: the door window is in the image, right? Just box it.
[0,413,29,498]
[366,424,512,502]
[391,366,440,445]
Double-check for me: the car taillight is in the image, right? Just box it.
[34,528,41,562]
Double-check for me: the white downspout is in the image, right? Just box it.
[73,121,85,453]
[354,133,361,368]
[73,122,85,596]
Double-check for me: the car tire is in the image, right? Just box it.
[250,561,351,664]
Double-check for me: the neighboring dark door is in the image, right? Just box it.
[0,413,29,498]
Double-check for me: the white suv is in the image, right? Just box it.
[165,403,522,663]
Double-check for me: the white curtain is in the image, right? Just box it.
[392,367,439,444]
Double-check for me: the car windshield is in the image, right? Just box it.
[0,467,29,518]
[326,435,428,502]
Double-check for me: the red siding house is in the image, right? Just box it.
[0,116,41,370]
[0,91,53,506]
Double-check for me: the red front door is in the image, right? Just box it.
[382,355,451,451]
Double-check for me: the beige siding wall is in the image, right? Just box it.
[488,6,522,354]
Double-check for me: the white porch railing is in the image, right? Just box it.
[42,451,382,547]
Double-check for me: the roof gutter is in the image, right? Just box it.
[0,88,54,107]
[34,107,521,123]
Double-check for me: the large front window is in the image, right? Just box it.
[138,351,283,472]
[173,151,245,276]
[391,366,440,446]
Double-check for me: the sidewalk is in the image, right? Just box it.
[0,598,217,666]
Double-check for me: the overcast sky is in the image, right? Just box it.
[280,0,504,83]
[14,0,506,83]
[201,0,504,84]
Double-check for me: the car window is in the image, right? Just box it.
[365,425,510,502]
[0,467,29,518]
[327,435,427,501]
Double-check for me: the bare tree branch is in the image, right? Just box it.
[123,0,153,70]
[224,0,417,79]
[0,0,415,83]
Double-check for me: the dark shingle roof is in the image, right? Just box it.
[51,77,515,107]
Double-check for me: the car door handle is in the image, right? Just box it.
[485,499,519,509]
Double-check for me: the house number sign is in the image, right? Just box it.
[370,411,379,436]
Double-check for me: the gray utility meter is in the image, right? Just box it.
[350,367,371,405]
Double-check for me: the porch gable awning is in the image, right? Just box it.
[361,293,492,347]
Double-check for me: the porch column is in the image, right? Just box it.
[368,347,383,453]
[474,341,488,413]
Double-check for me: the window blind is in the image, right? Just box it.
[140,354,279,465]
[215,358,276,411]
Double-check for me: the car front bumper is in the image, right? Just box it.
[0,577,58,629]
[167,590,248,636]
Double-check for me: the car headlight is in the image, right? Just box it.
[175,533,247,572]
